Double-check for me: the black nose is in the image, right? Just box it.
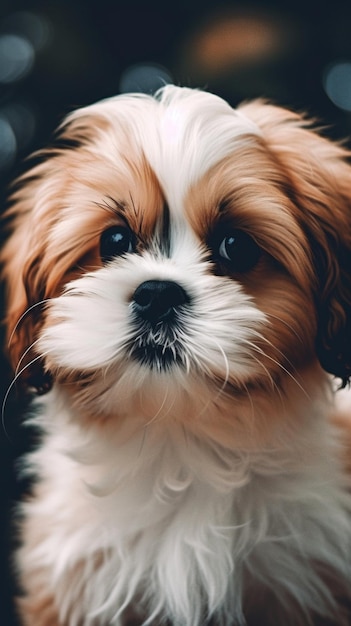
[132,280,190,324]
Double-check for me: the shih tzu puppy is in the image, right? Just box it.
[2,85,351,626]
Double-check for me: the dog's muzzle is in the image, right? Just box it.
[132,280,189,325]
[129,280,191,369]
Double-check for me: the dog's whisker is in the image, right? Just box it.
[137,425,148,459]
[1,353,47,441]
[239,334,310,399]
[254,348,311,400]
[188,339,231,419]
[265,312,305,345]
[251,330,306,388]
[143,381,180,428]
[7,299,50,348]
[15,337,42,378]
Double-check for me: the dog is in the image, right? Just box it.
[2,85,351,625]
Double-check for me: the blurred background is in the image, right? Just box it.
[1,0,351,623]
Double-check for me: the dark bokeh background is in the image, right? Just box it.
[1,0,351,624]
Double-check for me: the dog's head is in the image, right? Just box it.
[2,86,351,433]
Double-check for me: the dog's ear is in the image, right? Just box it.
[2,171,54,394]
[240,101,351,385]
[1,111,105,394]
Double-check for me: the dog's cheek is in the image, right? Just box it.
[38,292,129,372]
[244,272,317,376]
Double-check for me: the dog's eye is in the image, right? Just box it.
[215,230,261,272]
[100,225,135,262]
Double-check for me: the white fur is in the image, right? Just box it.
[20,385,351,626]
[39,234,265,381]
[12,86,351,625]
[66,86,261,215]
[25,243,351,625]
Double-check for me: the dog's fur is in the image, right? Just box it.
[2,86,351,625]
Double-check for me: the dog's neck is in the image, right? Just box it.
[36,360,333,458]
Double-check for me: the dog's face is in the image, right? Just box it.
[2,87,351,441]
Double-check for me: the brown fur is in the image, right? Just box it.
[240,101,351,384]
[2,93,351,625]
[3,145,164,387]
[17,591,60,626]
[4,100,351,389]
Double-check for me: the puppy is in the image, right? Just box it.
[2,85,351,626]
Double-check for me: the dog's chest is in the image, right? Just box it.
[23,407,351,625]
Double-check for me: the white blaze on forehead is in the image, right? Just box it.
[151,86,261,214]
[68,86,261,217]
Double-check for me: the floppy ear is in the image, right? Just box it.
[1,111,107,393]
[2,146,81,392]
[2,170,54,394]
[240,101,351,386]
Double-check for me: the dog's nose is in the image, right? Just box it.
[132,280,189,324]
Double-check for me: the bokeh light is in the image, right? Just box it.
[1,11,51,52]
[0,116,17,171]
[187,12,295,73]
[0,102,36,152]
[0,33,35,83]
[119,63,173,94]
[323,61,351,112]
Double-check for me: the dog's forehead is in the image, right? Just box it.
[72,87,261,218]
[144,88,261,215]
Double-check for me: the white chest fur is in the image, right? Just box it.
[19,392,351,626]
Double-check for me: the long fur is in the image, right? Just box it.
[2,86,351,625]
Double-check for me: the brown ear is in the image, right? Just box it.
[315,244,351,386]
[2,187,53,394]
[240,101,351,385]
[2,113,97,393]
[2,120,111,393]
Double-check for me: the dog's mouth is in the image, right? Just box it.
[128,321,186,370]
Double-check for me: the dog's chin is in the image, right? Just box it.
[49,335,244,432]
[130,341,183,370]
[50,332,258,412]
[128,317,186,371]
